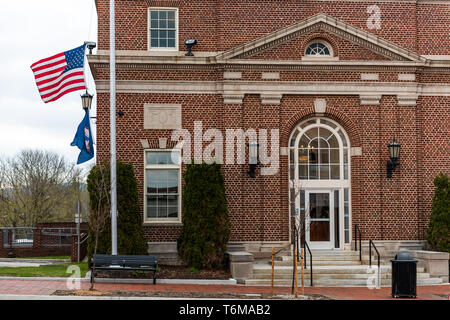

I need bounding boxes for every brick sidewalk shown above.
[0,279,448,299]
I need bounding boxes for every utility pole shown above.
[110,0,118,255]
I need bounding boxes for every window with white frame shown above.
[148,8,178,50]
[144,150,181,222]
[289,118,349,181]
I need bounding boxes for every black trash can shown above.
[391,252,417,298]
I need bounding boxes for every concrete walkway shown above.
[0,278,448,300]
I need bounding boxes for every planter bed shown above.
[94,265,232,280]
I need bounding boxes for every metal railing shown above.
[303,240,313,287]
[354,224,362,261]
[41,228,77,247]
[1,227,34,247]
[369,240,380,269]
[1,227,81,248]
[353,226,381,287]
[369,240,381,287]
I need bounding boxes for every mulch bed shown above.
[52,289,330,300]
[93,265,232,280]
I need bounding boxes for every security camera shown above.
[84,41,97,54]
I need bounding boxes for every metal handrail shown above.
[354,224,362,261]
[303,241,313,287]
[369,240,381,288]
[78,233,89,245]
[369,240,380,269]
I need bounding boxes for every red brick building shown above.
[89,0,450,256]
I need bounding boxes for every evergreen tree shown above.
[177,162,230,269]
[426,172,450,253]
[87,161,148,257]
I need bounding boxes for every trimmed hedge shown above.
[426,172,450,253]
[177,162,230,269]
[87,161,148,257]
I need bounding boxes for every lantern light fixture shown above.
[81,91,93,110]
[387,137,401,178]
[248,140,259,178]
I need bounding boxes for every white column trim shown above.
[94,80,450,97]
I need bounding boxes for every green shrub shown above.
[189,267,199,274]
[177,162,230,269]
[87,161,148,258]
[426,172,450,253]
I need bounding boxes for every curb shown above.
[0,258,69,264]
[95,278,238,285]
[0,276,237,285]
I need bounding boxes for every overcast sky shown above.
[0,0,98,172]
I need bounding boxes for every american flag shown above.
[30,44,86,103]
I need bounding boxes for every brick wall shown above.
[92,0,450,244]
[95,90,450,242]
[96,0,450,55]
[0,223,88,261]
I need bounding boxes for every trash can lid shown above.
[395,252,414,260]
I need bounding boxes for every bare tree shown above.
[87,163,110,291]
[289,178,310,295]
[0,150,84,227]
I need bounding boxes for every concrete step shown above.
[284,250,359,256]
[278,254,388,263]
[244,277,442,287]
[273,260,363,266]
[253,264,426,274]
[252,271,431,280]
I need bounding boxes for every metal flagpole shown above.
[110,0,118,255]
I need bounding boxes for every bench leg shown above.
[153,270,157,285]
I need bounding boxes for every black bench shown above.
[89,254,158,284]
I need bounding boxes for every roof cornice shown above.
[215,13,427,63]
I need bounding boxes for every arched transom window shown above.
[305,40,333,57]
[289,118,350,181]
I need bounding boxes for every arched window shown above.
[289,118,349,181]
[289,117,352,248]
[305,40,333,57]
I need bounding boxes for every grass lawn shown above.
[0,262,89,278]
[21,256,70,260]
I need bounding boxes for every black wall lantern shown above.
[248,140,259,178]
[387,137,401,178]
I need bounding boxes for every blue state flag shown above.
[71,109,94,164]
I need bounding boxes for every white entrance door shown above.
[305,190,334,250]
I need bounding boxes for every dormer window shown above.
[304,40,335,59]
